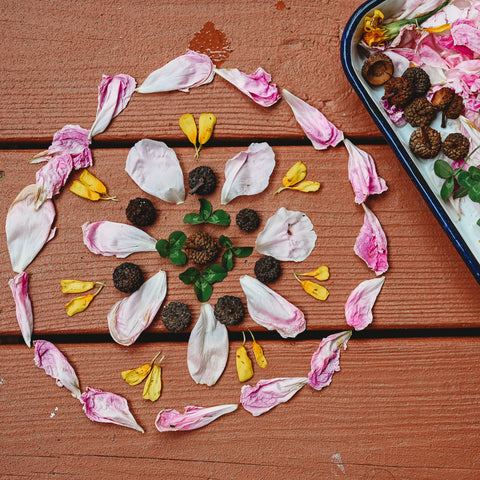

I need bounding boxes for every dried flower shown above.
[187,303,229,386]
[155,404,238,432]
[282,89,344,150]
[126,139,185,204]
[249,330,268,368]
[240,377,308,416]
[293,272,329,301]
[240,275,306,339]
[33,340,81,399]
[295,266,329,281]
[221,142,275,205]
[214,67,280,107]
[345,277,385,330]
[8,272,33,348]
[255,207,317,262]
[108,270,167,346]
[70,171,117,201]
[143,355,165,402]
[60,279,102,294]
[64,283,104,316]
[308,330,352,391]
[80,387,144,433]
[6,184,56,273]
[236,332,254,382]
[89,74,136,139]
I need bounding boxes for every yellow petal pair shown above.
[294,268,330,301]
[179,113,216,158]
[275,161,320,194]
[64,283,104,316]
[70,170,117,201]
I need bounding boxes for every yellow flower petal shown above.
[290,180,320,192]
[236,334,254,382]
[143,364,162,401]
[61,279,96,293]
[282,161,307,187]
[198,113,216,146]
[249,330,267,368]
[65,294,95,316]
[179,113,198,147]
[79,170,107,195]
[424,23,450,33]
[70,180,100,201]
[300,280,329,301]
[297,266,330,281]
[121,364,152,386]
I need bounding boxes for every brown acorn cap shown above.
[361,53,394,86]
[409,127,442,159]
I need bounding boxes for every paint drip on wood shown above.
[189,22,232,66]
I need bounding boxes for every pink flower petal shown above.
[49,125,92,170]
[282,89,344,150]
[6,184,56,273]
[82,221,157,258]
[240,377,308,416]
[345,139,388,204]
[80,387,144,432]
[345,277,385,331]
[108,270,167,346]
[214,67,280,107]
[136,51,214,94]
[187,303,229,386]
[155,404,238,432]
[240,275,306,338]
[308,330,352,391]
[89,74,136,138]
[8,272,33,348]
[451,21,480,55]
[33,340,81,399]
[255,207,316,262]
[380,99,406,127]
[220,142,275,205]
[125,139,185,204]
[354,204,389,275]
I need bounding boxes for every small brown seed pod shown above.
[361,53,394,86]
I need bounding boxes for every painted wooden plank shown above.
[1,338,480,477]
[0,0,378,144]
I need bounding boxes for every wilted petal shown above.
[136,51,214,94]
[451,21,480,55]
[126,139,185,204]
[33,340,81,399]
[308,330,352,391]
[35,152,73,209]
[80,387,144,432]
[6,184,56,273]
[8,272,33,347]
[459,116,480,166]
[240,275,306,338]
[344,139,388,204]
[214,67,281,107]
[354,204,388,275]
[108,270,167,346]
[221,142,275,205]
[82,221,157,258]
[240,377,308,416]
[282,89,344,150]
[345,277,385,330]
[187,303,229,386]
[49,125,92,169]
[255,207,316,262]
[155,404,238,432]
[89,74,136,138]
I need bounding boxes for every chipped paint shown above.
[331,453,346,476]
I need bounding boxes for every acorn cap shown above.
[125,197,156,227]
[188,166,217,196]
[254,256,282,283]
[236,208,260,232]
[113,262,144,293]
[404,97,436,127]
[409,127,442,159]
[214,295,245,326]
[161,301,192,333]
[361,53,394,86]
[402,67,431,97]
[443,133,470,161]
[183,231,218,265]
[383,77,415,108]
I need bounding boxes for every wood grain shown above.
[1,338,480,478]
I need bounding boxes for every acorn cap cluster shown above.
[161,302,192,333]
[113,262,144,293]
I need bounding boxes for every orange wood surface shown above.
[1,0,480,478]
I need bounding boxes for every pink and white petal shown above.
[214,67,281,107]
[282,89,344,150]
[220,142,275,205]
[6,185,56,273]
[345,277,385,331]
[48,125,92,169]
[8,272,33,348]
[33,340,81,399]
[308,330,352,391]
[108,270,167,346]
[255,207,316,262]
[187,304,229,386]
[82,221,157,258]
[80,387,144,432]
[125,139,185,204]
[155,404,238,432]
[136,51,214,93]
[240,377,308,416]
[240,275,306,338]
[354,204,389,275]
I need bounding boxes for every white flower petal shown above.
[345,277,385,330]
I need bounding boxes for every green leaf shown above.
[456,170,474,188]
[179,267,201,285]
[155,239,170,257]
[453,186,469,199]
[232,246,253,258]
[169,231,186,249]
[219,235,233,248]
[199,198,212,221]
[202,264,228,284]
[440,177,454,200]
[207,210,231,226]
[477,218,480,227]
[183,213,205,225]
[468,182,480,202]
[434,160,454,179]
[469,166,480,182]
[222,249,234,271]
[194,277,213,302]
[169,250,187,266]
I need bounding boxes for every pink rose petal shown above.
[8,272,33,348]
[49,125,92,169]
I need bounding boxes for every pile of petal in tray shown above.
[8,48,393,432]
